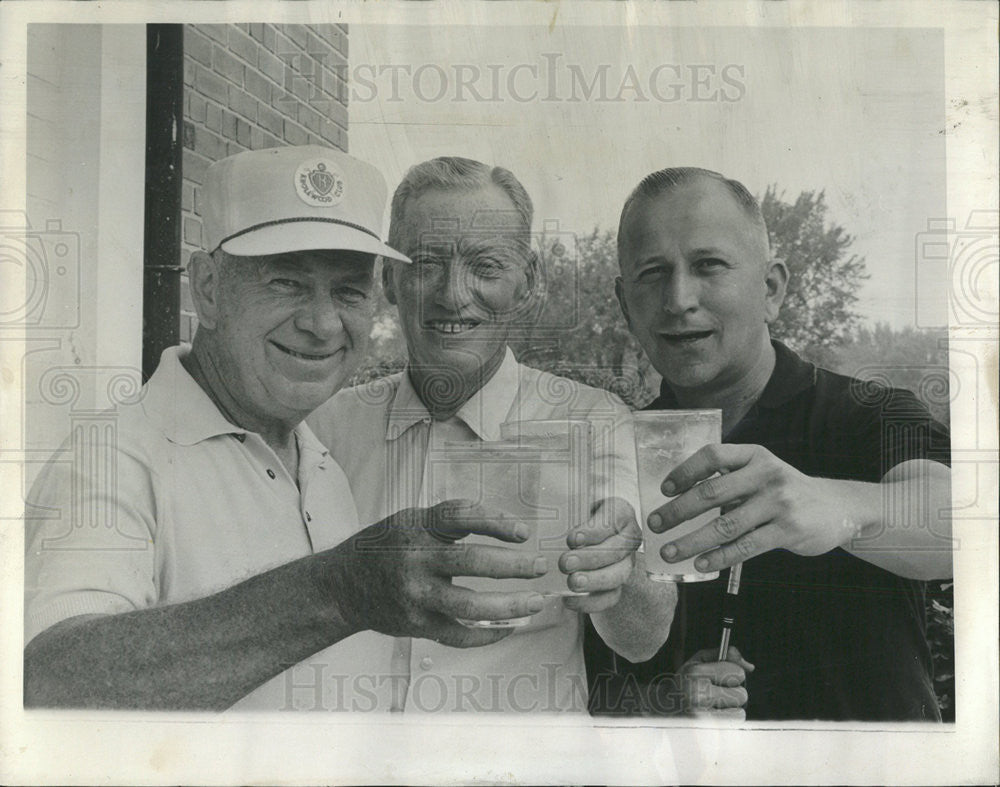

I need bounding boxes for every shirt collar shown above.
[756,340,816,409]
[387,347,520,442]
[141,346,247,445]
[141,345,331,460]
[294,420,333,469]
[651,340,816,411]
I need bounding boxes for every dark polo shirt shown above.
[586,341,950,721]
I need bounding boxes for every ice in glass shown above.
[634,410,722,583]
[427,429,591,627]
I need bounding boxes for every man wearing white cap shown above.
[24,146,548,710]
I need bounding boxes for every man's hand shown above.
[558,497,642,614]
[332,499,548,648]
[647,444,860,573]
[675,647,753,718]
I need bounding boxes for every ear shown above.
[614,276,633,330]
[763,257,789,324]
[188,251,222,331]
[382,261,399,306]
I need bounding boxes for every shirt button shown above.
[419,657,433,671]
[266,468,276,479]
[305,511,312,522]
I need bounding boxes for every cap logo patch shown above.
[295,159,345,206]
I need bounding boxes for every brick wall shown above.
[179,23,349,342]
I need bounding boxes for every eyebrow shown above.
[409,242,452,256]
[410,235,527,258]
[687,246,732,258]
[631,252,674,268]
[633,245,733,264]
[459,236,525,254]
[260,256,308,274]
[336,269,374,285]
[259,256,372,282]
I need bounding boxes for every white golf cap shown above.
[201,145,409,262]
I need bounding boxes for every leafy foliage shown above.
[819,325,954,720]
[827,323,951,426]
[925,581,956,722]
[509,228,657,408]
[348,355,405,387]
[763,187,870,367]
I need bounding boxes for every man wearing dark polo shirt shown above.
[598,166,952,721]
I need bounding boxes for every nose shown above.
[295,290,344,341]
[661,269,700,316]
[433,260,473,311]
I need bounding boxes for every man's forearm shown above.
[841,460,952,581]
[24,549,359,710]
[590,554,677,663]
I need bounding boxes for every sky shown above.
[348,24,949,329]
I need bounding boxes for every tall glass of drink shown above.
[500,418,593,598]
[426,433,590,627]
[634,410,722,583]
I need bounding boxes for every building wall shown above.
[22,24,147,487]
[179,23,349,342]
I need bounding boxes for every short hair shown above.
[388,157,533,249]
[617,167,769,256]
[211,248,264,285]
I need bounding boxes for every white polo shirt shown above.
[307,348,639,713]
[23,346,371,711]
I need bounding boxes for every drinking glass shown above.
[500,419,593,599]
[426,433,590,627]
[634,410,722,583]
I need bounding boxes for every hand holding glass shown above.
[634,410,722,583]
[427,432,590,627]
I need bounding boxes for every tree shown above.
[830,323,950,426]
[509,228,657,408]
[762,186,869,366]
[347,264,407,386]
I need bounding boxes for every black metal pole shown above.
[142,24,184,382]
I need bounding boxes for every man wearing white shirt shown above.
[24,146,546,710]
[308,157,676,712]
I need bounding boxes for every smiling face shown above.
[616,177,786,402]
[385,185,535,406]
[191,249,375,431]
